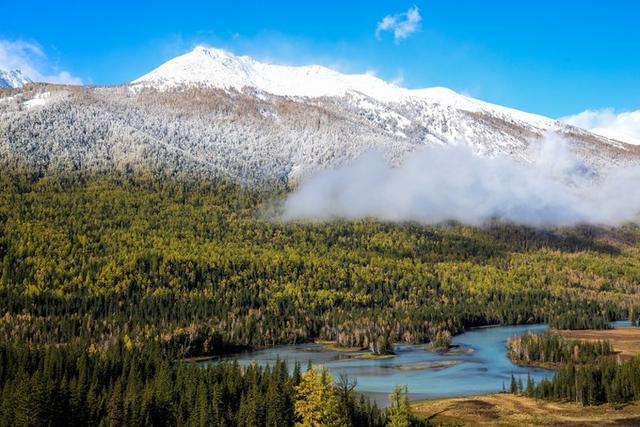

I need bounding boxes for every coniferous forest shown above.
[0,338,395,427]
[2,169,640,424]
[527,357,640,405]
[507,331,640,406]
[508,331,614,367]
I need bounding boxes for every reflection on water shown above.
[209,323,559,406]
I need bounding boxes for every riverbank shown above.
[412,393,640,426]
[205,324,551,408]
[505,321,639,368]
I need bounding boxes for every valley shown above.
[1,34,640,427]
[1,170,639,425]
[211,324,552,407]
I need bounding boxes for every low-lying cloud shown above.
[283,136,640,227]
[0,39,82,85]
[562,109,640,146]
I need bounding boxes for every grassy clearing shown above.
[560,327,640,360]
[412,393,640,426]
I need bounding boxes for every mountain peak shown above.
[0,69,32,88]
[190,45,237,60]
[135,48,550,123]
[133,46,409,101]
[133,46,558,129]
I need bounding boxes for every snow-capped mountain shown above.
[0,46,638,184]
[0,69,32,88]
[133,46,633,160]
[134,46,554,129]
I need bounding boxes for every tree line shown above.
[0,338,407,427]
[508,331,613,367]
[526,357,640,406]
[508,330,640,406]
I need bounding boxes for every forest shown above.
[0,338,405,427]
[526,356,640,405]
[508,332,640,406]
[1,170,638,354]
[508,331,614,367]
[2,169,640,424]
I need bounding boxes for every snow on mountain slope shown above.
[561,110,640,146]
[590,127,640,146]
[0,47,638,185]
[136,46,635,162]
[134,46,557,130]
[134,46,407,101]
[0,69,32,88]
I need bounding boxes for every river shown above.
[210,323,557,407]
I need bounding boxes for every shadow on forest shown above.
[483,223,628,257]
[309,220,632,265]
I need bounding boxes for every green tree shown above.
[526,374,535,395]
[107,379,125,427]
[509,374,518,394]
[387,385,411,427]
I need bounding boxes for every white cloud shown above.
[0,39,82,85]
[376,6,422,43]
[283,135,640,227]
[561,109,640,146]
[391,70,405,86]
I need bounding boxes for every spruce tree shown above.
[526,374,535,396]
[509,374,518,394]
[387,384,411,427]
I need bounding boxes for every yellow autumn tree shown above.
[294,367,348,427]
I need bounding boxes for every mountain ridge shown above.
[132,46,635,160]
[0,69,32,88]
[1,47,639,185]
[134,46,556,129]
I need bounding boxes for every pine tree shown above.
[124,364,143,426]
[292,362,302,387]
[0,381,15,427]
[510,374,518,394]
[13,373,45,427]
[266,374,289,427]
[526,374,535,396]
[210,383,225,427]
[194,378,211,427]
[152,362,175,425]
[237,383,264,427]
[107,379,125,427]
[387,384,411,427]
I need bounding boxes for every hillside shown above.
[0,69,31,88]
[1,47,639,185]
[1,172,639,352]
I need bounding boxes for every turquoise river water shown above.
[211,323,561,406]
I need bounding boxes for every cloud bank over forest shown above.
[284,136,640,227]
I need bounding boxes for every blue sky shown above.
[1,0,639,118]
